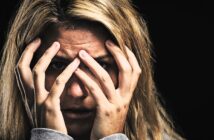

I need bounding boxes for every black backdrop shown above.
[0,0,212,140]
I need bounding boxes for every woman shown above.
[0,0,184,140]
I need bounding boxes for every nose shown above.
[65,75,87,99]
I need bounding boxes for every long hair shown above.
[0,0,184,140]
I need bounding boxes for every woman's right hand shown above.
[15,38,80,134]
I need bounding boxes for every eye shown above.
[49,61,67,71]
[99,62,109,70]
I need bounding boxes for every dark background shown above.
[0,0,212,140]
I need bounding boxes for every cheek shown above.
[108,68,118,88]
[45,74,57,91]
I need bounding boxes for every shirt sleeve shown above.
[31,128,74,140]
[31,128,129,140]
[100,133,129,140]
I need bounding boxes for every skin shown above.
[15,26,141,140]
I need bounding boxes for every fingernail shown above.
[53,42,60,49]
[79,50,88,58]
[34,38,41,43]
[106,40,113,46]
[73,58,80,65]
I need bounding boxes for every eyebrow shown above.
[95,54,114,62]
[53,54,113,62]
[52,56,70,62]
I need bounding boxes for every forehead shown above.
[56,27,107,59]
[39,23,111,60]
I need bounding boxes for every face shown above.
[39,26,118,137]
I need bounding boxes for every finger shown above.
[15,68,27,99]
[74,68,109,106]
[15,67,35,103]
[33,42,60,102]
[78,50,116,101]
[16,38,41,89]
[14,68,35,127]
[105,40,132,95]
[49,58,80,99]
[125,46,142,93]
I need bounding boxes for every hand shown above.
[74,40,141,140]
[15,39,80,134]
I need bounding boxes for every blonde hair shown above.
[0,0,184,140]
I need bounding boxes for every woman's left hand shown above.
[74,40,142,140]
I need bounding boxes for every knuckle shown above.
[17,63,23,69]
[44,100,53,111]
[134,68,142,75]
[101,107,112,116]
[122,65,132,73]
[55,77,66,85]
[100,74,109,83]
[104,111,111,117]
[88,82,99,93]
[115,102,124,111]
[100,76,106,83]
[123,104,128,110]
[115,105,122,113]
[123,102,129,109]
[17,61,26,70]
[33,66,41,76]
[89,84,97,93]
[122,100,130,109]
[116,107,121,113]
